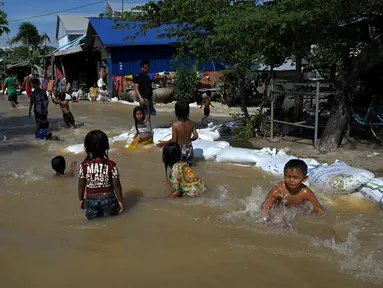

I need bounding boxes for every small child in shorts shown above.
[157,101,198,166]
[51,156,77,177]
[200,91,214,121]
[261,159,325,221]
[78,130,124,220]
[51,91,76,128]
[162,143,206,198]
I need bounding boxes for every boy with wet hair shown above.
[261,159,325,220]
[200,91,214,121]
[51,156,77,177]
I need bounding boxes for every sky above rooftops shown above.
[1,0,148,48]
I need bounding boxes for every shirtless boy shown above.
[261,159,325,221]
[51,90,75,128]
[200,91,214,121]
[22,74,32,98]
[157,100,199,166]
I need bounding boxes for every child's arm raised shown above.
[304,188,325,215]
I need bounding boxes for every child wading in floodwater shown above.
[78,130,124,220]
[157,101,198,167]
[51,156,77,177]
[261,159,325,221]
[126,106,153,150]
[200,91,214,121]
[163,143,206,198]
[51,90,76,128]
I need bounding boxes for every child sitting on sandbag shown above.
[126,106,153,150]
[261,159,325,221]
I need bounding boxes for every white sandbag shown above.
[110,97,119,102]
[216,147,276,164]
[119,100,139,106]
[255,151,297,176]
[300,158,321,173]
[66,143,84,154]
[110,130,135,143]
[357,178,383,204]
[308,160,375,194]
[152,128,172,144]
[193,139,230,160]
[198,128,220,141]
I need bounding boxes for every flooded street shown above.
[1,95,382,288]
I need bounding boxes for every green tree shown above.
[11,22,49,49]
[0,2,9,36]
[127,0,383,152]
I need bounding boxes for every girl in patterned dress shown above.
[162,143,206,198]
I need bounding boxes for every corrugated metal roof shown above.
[56,13,99,39]
[88,18,178,47]
[107,1,146,13]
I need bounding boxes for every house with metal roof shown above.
[84,17,219,95]
[56,13,98,49]
[105,1,146,17]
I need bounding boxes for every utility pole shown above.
[122,0,124,14]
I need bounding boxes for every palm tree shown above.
[11,22,51,70]
[11,22,51,49]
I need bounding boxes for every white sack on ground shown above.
[308,160,375,194]
[356,178,383,203]
[216,147,277,164]
[193,140,230,160]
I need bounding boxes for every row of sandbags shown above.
[150,127,383,204]
[66,124,383,204]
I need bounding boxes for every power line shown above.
[8,0,107,22]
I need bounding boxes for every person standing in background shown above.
[4,70,18,108]
[22,73,33,98]
[133,60,155,121]
[1,73,5,94]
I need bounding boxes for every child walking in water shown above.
[78,130,124,220]
[127,106,153,150]
[261,159,325,221]
[163,143,206,198]
[200,91,214,121]
[51,90,75,128]
[51,156,77,177]
[157,101,198,166]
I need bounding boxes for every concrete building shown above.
[56,13,98,49]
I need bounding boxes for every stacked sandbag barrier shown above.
[65,123,382,205]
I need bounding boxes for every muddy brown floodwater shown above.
[0,95,383,288]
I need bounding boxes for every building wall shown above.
[57,20,67,40]
[58,36,70,50]
[110,46,221,76]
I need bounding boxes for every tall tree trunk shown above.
[318,35,383,152]
[318,89,350,152]
[235,68,250,119]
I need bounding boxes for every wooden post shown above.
[106,49,113,96]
